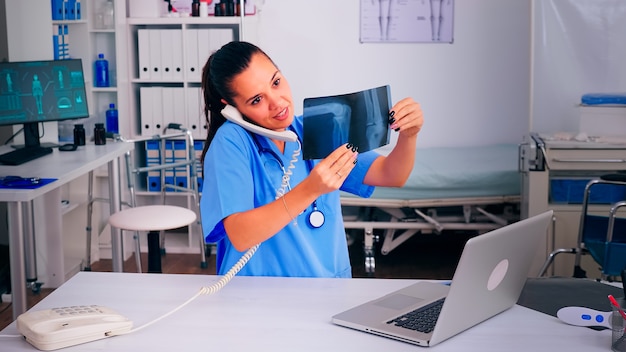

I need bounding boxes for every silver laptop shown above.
[332,210,553,347]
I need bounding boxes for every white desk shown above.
[0,143,133,320]
[0,272,615,351]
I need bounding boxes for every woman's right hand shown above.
[305,143,358,195]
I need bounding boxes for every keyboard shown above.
[386,298,445,334]
[0,146,53,165]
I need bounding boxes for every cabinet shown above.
[521,134,626,278]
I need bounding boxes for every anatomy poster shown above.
[360,0,454,43]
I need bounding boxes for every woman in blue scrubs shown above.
[200,41,424,277]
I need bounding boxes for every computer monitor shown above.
[0,58,89,163]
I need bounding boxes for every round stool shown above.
[109,205,197,273]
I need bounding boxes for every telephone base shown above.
[16,305,132,351]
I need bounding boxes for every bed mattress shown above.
[343,143,521,201]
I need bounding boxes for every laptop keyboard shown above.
[386,298,445,333]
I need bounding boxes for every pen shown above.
[608,295,626,320]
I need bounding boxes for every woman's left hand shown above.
[388,97,423,138]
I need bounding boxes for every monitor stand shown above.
[11,142,59,149]
[10,122,60,149]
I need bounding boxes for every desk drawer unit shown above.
[545,148,626,171]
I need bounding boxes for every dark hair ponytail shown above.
[199,41,270,165]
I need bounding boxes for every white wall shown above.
[249,0,531,148]
[530,0,626,133]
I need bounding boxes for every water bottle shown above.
[106,103,119,134]
[94,53,110,87]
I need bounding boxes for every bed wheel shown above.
[364,227,377,275]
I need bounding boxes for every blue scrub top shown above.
[200,115,379,277]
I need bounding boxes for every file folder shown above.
[160,30,174,80]
[161,87,176,128]
[145,140,161,192]
[149,29,162,80]
[185,29,200,82]
[171,29,184,80]
[140,87,155,136]
[186,87,204,140]
[137,29,151,80]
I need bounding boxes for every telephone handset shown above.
[221,105,298,142]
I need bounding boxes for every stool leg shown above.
[133,231,142,273]
[147,231,162,273]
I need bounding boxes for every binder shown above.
[139,87,155,136]
[161,87,175,128]
[151,87,164,132]
[208,28,234,54]
[74,0,81,20]
[145,140,161,192]
[173,139,188,191]
[66,0,76,20]
[148,29,162,80]
[171,29,184,80]
[160,30,174,80]
[52,25,63,60]
[60,25,69,59]
[51,0,64,20]
[186,87,203,140]
[194,140,204,191]
[137,29,151,80]
[172,87,187,129]
[196,29,211,74]
[62,0,70,20]
[185,29,200,82]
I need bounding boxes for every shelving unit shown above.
[126,16,244,140]
[121,10,255,256]
[53,0,129,141]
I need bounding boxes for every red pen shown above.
[608,294,626,320]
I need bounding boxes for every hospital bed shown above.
[341,143,521,274]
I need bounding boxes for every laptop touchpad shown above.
[375,294,423,310]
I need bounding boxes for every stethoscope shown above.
[251,132,325,229]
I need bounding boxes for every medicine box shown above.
[579,106,626,137]
[550,178,626,204]
[128,0,168,18]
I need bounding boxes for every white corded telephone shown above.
[16,305,132,351]
[13,105,301,351]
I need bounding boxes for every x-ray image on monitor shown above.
[303,85,391,160]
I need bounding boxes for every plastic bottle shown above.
[94,53,110,87]
[102,0,114,29]
[94,123,106,145]
[106,103,119,134]
[73,124,86,146]
[199,0,209,17]
[192,0,200,16]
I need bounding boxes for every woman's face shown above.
[226,53,294,132]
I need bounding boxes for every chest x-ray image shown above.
[303,85,391,160]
